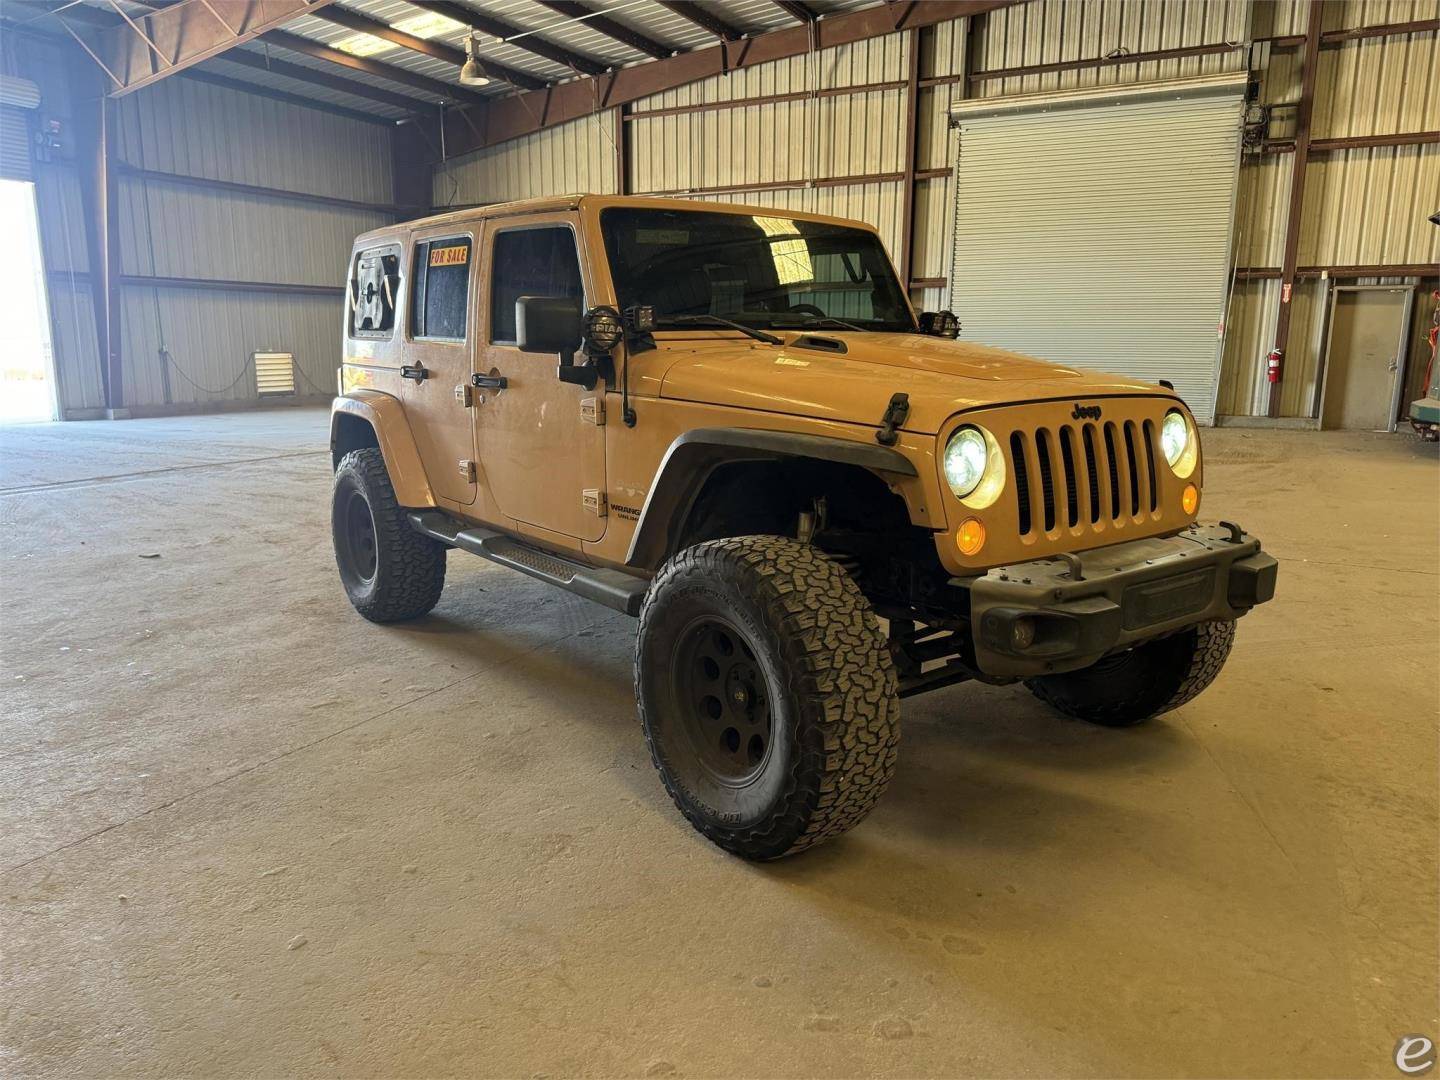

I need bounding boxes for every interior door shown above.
[474,215,607,543]
[1322,287,1412,431]
[399,228,478,507]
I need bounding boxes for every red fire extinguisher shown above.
[1266,349,1283,384]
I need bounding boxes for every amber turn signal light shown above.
[956,517,986,556]
[1182,483,1199,515]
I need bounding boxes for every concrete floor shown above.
[1,407,1436,1078]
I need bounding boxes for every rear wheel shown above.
[636,535,900,860]
[332,447,446,623]
[1024,620,1236,726]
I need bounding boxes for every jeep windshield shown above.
[600,207,914,334]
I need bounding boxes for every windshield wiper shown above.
[790,315,868,333]
[665,314,783,345]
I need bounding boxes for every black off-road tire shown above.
[635,535,900,860]
[1024,620,1236,727]
[332,447,446,623]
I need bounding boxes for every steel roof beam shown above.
[771,1,818,23]
[308,6,547,90]
[264,28,489,105]
[533,1,673,60]
[223,46,432,113]
[655,1,742,41]
[52,0,337,96]
[405,0,608,76]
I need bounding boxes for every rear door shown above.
[400,227,478,507]
[473,214,607,543]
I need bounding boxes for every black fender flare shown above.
[624,427,919,571]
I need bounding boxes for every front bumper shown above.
[963,523,1277,678]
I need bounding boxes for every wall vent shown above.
[254,351,296,396]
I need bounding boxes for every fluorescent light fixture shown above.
[392,11,467,39]
[334,33,396,57]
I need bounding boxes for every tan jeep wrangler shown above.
[331,194,1277,859]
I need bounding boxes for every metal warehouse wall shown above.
[10,34,394,419]
[431,0,1438,423]
[106,79,392,414]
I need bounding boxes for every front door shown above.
[474,215,607,543]
[399,227,478,506]
[1322,286,1412,431]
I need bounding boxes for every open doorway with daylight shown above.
[0,178,56,422]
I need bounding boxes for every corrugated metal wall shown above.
[10,33,395,419]
[431,34,910,260]
[433,114,617,207]
[23,1,1435,421]
[1218,0,1439,419]
[428,0,1437,423]
[104,78,392,414]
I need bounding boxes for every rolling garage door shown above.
[0,76,40,182]
[949,75,1247,424]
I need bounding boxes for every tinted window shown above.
[490,227,583,343]
[600,208,912,332]
[411,237,471,340]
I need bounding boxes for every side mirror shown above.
[515,295,582,355]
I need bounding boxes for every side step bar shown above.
[409,510,649,617]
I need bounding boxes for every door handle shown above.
[471,373,508,389]
[401,364,429,381]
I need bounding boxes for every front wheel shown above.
[332,447,446,623]
[635,536,900,860]
[1024,620,1236,727]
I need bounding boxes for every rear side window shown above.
[349,245,399,338]
[489,227,583,343]
[411,236,472,341]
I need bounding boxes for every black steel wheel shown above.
[331,447,446,623]
[636,535,900,860]
[670,616,775,787]
[335,487,379,587]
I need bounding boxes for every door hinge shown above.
[580,396,605,425]
[455,383,474,407]
[582,488,607,517]
[458,459,477,482]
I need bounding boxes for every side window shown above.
[489,227,583,344]
[411,236,472,341]
[349,245,399,338]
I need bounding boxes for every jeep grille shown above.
[1009,419,1159,537]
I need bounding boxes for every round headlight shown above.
[943,427,988,498]
[1161,410,1190,467]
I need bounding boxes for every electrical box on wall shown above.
[254,351,296,396]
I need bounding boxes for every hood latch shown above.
[876,392,910,446]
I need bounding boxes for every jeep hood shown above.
[655,333,1170,434]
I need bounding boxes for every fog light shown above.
[1011,617,1036,651]
[584,305,624,354]
[956,517,986,556]
[1182,483,1199,515]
